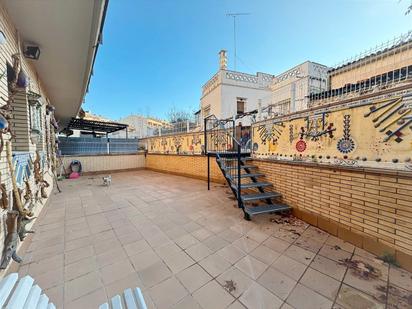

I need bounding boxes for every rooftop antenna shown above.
[226,12,250,71]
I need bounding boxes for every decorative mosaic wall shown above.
[252,89,412,171]
[146,132,205,155]
[144,88,412,172]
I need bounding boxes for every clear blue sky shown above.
[84,0,411,121]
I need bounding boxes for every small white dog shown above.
[102,175,112,186]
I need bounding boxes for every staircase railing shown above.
[204,115,244,210]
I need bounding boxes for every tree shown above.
[167,106,193,123]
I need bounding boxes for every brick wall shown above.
[253,159,412,271]
[146,154,225,184]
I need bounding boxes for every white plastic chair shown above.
[0,273,55,309]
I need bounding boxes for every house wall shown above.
[200,70,273,126]
[330,44,412,89]
[145,154,225,184]
[0,4,56,273]
[270,61,329,113]
[62,153,145,174]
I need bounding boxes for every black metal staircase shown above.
[204,115,291,220]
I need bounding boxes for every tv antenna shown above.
[226,12,250,71]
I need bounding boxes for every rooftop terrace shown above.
[7,170,412,309]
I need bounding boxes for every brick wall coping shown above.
[61,152,146,158]
[253,157,412,178]
[146,153,412,178]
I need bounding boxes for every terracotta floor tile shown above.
[257,267,297,300]
[218,228,243,243]
[250,245,281,265]
[96,247,128,268]
[300,268,340,300]
[233,237,260,253]
[123,239,151,256]
[216,266,254,298]
[227,300,247,309]
[65,256,98,281]
[217,244,246,264]
[138,261,172,288]
[310,255,347,281]
[336,284,385,309]
[176,264,212,293]
[175,234,199,250]
[99,259,135,285]
[64,271,103,302]
[192,228,213,241]
[199,253,232,277]
[325,235,355,253]
[65,288,107,309]
[287,283,333,309]
[319,243,353,262]
[389,266,412,291]
[193,280,235,309]
[203,235,230,252]
[246,228,270,243]
[161,249,195,274]
[44,285,64,308]
[171,295,202,309]
[185,242,213,262]
[284,245,316,265]
[64,245,95,265]
[235,255,268,280]
[271,255,308,281]
[239,282,283,309]
[104,272,143,300]
[129,249,160,271]
[262,236,291,253]
[149,277,188,309]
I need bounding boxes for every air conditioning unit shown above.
[23,43,41,60]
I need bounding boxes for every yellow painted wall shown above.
[330,46,412,89]
[252,90,412,171]
[145,132,205,155]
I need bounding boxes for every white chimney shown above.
[219,50,227,70]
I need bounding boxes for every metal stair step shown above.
[245,204,291,215]
[219,157,252,162]
[241,192,282,202]
[232,182,272,190]
[223,165,257,170]
[240,173,264,178]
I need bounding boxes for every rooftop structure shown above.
[200,50,274,126]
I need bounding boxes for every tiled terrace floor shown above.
[9,170,412,309]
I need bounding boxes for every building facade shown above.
[309,31,412,108]
[269,61,329,115]
[200,50,274,126]
[115,114,171,138]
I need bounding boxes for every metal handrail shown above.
[204,115,244,212]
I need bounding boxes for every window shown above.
[29,101,42,133]
[273,99,290,115]
[236,97,246,114]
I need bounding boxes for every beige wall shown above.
[0,4,57,274]
[146,154,225,184]
[62,153,146,174]
[330,46,412,89]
